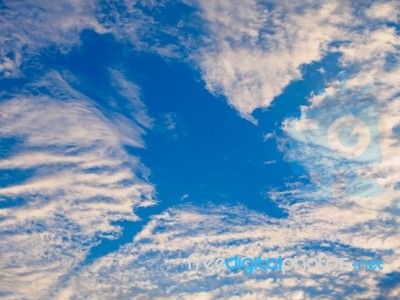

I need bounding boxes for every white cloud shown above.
[181,194,190,201]
[50,203,398,299]
[364,1,400,22]
[109,68,154,129]
[0,0,181,78]
[275,7,400,298]
[1,1,399,299]
[0,0,106,77]
[0,75,155,298]
[263,132,274,141]
[44,2,396,298]
[192,0,352,122]
[338,27,399,66]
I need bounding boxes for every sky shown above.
[0,0,399,299]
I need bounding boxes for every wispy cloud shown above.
[0,0,399,299]
[192,0,352,122]
[0,0,182,79]
[53,203,398,299]
[263,132,274,142]
[49,1,400,298]
[0,0,106,77]
[109,68,154,129]
[0,73,156,298]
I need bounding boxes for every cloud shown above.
[153,112,185,140]
[364,1,400,22]
[0,0,183,79]
[263,132,274,142]
[273,4,400,298]
[181,194,190,201]
[51,2,400,298]
[0,1,399,299]
[0,0,106,77]
[191,0,352,122]
[51,203,398,299]
[0,1,176,297]
[279,1,400,205]
[109,68,154,129]
[0,73,156,298]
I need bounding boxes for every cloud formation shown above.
[0,0,399,299]
[51,203,397,299]
[0,72,156,298]
[192,0,352,122]
[51,1,400,298]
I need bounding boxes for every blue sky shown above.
[0,0,399,299]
